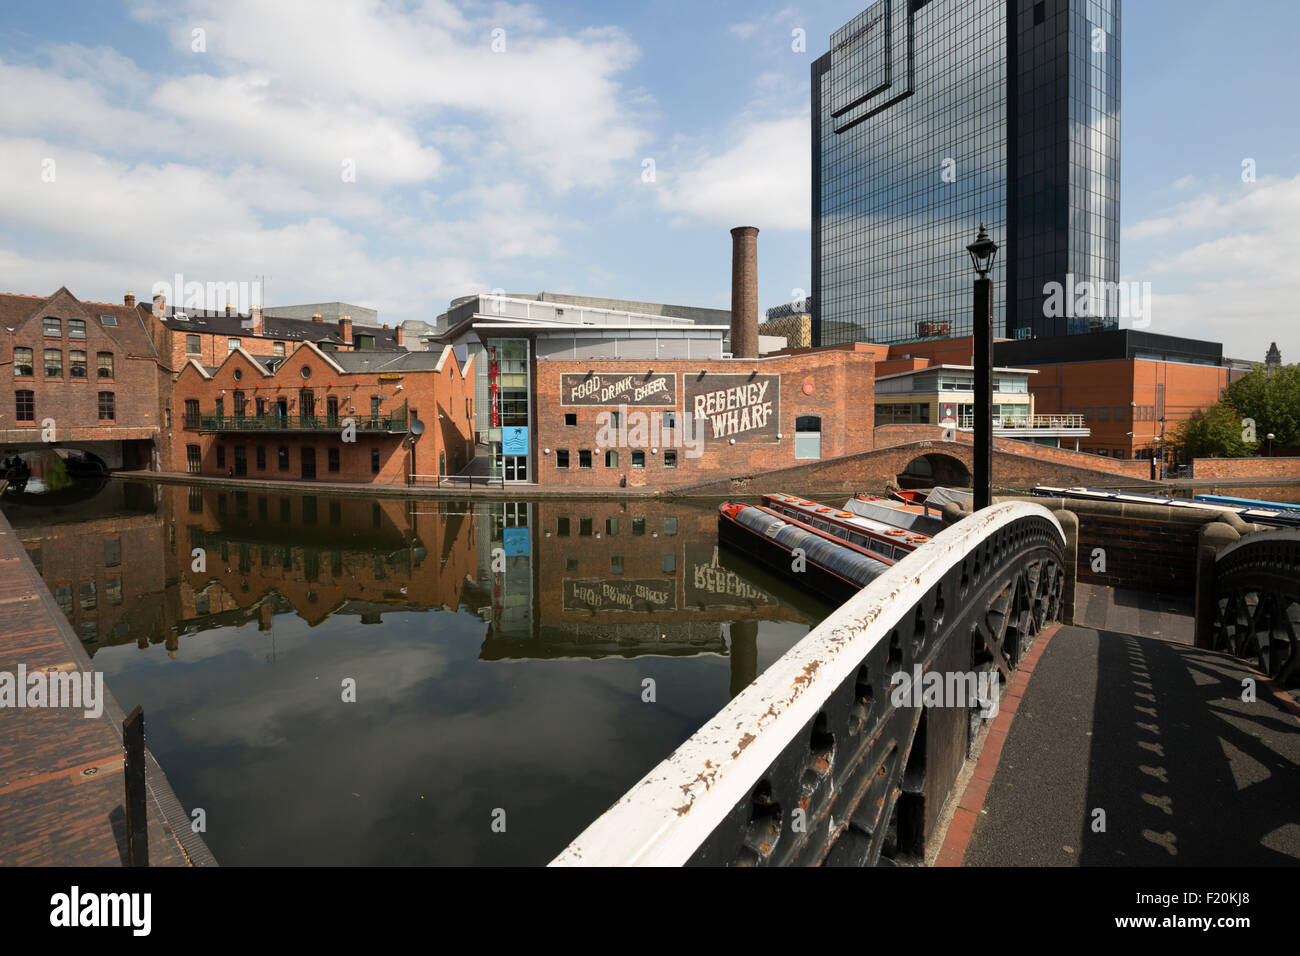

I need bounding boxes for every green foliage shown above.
[1222,364,1300,447]
[43,452,73,491]
[1169,402,1256,460]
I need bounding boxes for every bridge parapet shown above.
[1208,528,1300,687]
[551,503,1066,867]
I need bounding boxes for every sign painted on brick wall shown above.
[684,374,780,442]
[685,544,777,608]
[561,372,676,406]
[563,579,676,613]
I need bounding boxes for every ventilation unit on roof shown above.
[173,312,190,321]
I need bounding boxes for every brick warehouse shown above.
[170,340,474,484]
[0,287,170,470]
[533,350,875,489]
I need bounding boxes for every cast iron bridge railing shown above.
[552,502,1067,866]
[1211,528,1300,687]
[192,402,409,434]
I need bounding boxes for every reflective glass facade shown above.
[812,0,1120,345]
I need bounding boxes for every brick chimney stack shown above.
[152,292,166,319]
[225,302,234,316]
[729,225,759,359]
[395,324,404,347]
[311,313,323,323]
[251,305,263,336]
[124,291,135,308]
[339,314,353,344]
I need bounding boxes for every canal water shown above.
[1,479,831,865]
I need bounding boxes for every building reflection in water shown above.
[7,482,828,699]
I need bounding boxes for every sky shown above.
[0,0,1296,361]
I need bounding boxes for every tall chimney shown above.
[730,225,759,359]
[225,302,234,316]
[339,314,353,344]
[312,312,323,323]
[124,291,135,308]
[152,292,166,319]
[251,305,263,336]
[395,324,404,347]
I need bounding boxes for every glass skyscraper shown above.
[811,0,1120,345]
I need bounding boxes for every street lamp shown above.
[967,224,999,510]
[1267,432,1275,457]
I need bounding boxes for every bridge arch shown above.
[897,452,971,489]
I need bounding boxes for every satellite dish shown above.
[410,416,425,436]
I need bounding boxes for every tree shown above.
[1168,402,1256,460]
[1222,364,1300,448]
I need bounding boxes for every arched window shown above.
[795,415,821,460]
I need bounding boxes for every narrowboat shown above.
[760,493,941,564]
[717,502,894,604]
[1033,486,1300,529]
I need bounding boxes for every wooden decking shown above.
[0,509,214,866]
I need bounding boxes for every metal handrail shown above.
[194,406,409,433]
[956,413,1088,430]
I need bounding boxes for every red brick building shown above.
[169,341,473,484]
[532,349,875,489]
[0,287,170,471]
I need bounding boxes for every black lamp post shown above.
[967,224,999,511]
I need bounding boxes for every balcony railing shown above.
[193,402,408,434]
[956,414,1088,431]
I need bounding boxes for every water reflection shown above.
[2,479,830,865]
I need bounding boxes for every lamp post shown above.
[967,224,999,511]
[1267,432,1275,457]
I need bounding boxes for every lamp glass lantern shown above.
[966,223,999,278]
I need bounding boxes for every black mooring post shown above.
[973,276,994,511]
[123,705,148,867]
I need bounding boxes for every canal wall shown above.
[0,507,216,866]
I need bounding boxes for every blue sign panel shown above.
[502,426,529,456]
[503,526,530,557]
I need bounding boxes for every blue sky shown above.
[0,0,1296,360]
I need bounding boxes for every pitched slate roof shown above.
[160,308,400,348]
[0,289,160,360]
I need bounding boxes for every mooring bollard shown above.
[123,705,148,867]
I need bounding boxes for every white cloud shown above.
[1126,173,1300,360]
[657,114,810,231]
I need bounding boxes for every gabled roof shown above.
[160,308,400,348]
[0,289,160,360]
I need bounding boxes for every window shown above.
[606,518,619,536]
[663,411,676,429]
[795,415,822,460]
[186,334,201,354]
[370,397,380,419]
[256,446,266,469]
[604,450,618,468]
[371,448,380,473]
[274,342,286,356]
[69,350,87,378]
[256,398,266,417]
[104,538,121,568]
[356,334,374,351]
[13,348,32,377]
[106,579,123,607]
[555,449,570,468]
[99,314,117,327]
[97,392,115,420]
[663,555,676,573]
[184,399,199,427]
[609,411,621,430]
[278,447,290,471]
[216,445,226,468]
[664,516,678,535]
[632,518,645,536]
[579,449,592,468]
[610,556,624,575]
[44,349,62,377]
[186,445,201,473]
[564,413,577,426]
[79,582,96,610]
[96,352,114,379]
[227,338,241,353]
[579,518,593,536]
[664,450,677,468]
[68,319,85,339]
[43,317,61,337]
[328,448,340,472]
[15,390,34,422]
[55,587,72,614]
[631,450,645,468]
[566,558,578,571]
[557,517,570,536]
[233,391,246,417]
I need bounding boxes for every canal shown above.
[1,478,832,865]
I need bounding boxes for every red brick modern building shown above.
[169,341,473,484]
[0,287,170,471]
